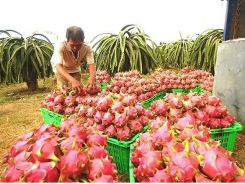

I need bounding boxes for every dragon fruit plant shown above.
[131,118,245,182]
[0,119,118,182]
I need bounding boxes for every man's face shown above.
[68,39,83,52]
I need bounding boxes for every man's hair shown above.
[66,26,85,41]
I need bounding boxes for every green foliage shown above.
[189,29,223,74]
[155,29,223,73]
[159,38,193,69]
[0,30,56,88]
[91,24,159,75]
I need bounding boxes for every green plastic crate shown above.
[40,107,64,126]
[98,82,110,92]
[105,126,149,174]
[190,87,204,94]
[210,122,243,151]
[129,144,136,183]
[171,88,184,93]
[139,96,155,109]
[153,91,165,101]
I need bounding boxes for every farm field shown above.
[0,74,245,182]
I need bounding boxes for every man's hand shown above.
[86,75,96,89]
[71,78,83,95]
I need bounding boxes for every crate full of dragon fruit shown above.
[210,122,243,151]
[105,126,148,174]
[40,107,65,126]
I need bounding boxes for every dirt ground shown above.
[232,125,245,169]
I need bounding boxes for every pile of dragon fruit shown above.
[0,120,118,182]
[147,91,236,129]
[41,85,102,115]
[2,68,243,182]
[105,70,166,101]
[150,67,214,92]
[131,118,245,182]
[130,91,245,182]
[95,70,111,83]
[70,92,149,141]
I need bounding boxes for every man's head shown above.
[66,26,84,52]
[66,26,85,41]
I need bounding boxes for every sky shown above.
[0,0,228,44]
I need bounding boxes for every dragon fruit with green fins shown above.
[0,118,119,182]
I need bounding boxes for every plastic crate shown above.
[171,88,184,93]
[210,122,243,151]
[153,91,165,101]
[129,144,136,183]
[105,126,149,174]
[40,107,64,126]
[190,87,204,94]
[183,87,204,95]
[98,82,110,92]
[139,96,155,109]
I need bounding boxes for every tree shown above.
[189,29,223,74]
[91,24,159,75]
[0,30,57,91]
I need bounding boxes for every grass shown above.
[0,77,56,173]
[0,74,92,172]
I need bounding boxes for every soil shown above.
[232,124,245,168]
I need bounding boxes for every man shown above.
[51,26,96,94]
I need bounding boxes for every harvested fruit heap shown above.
[41,85,102,115]
[131,119,245,182]
[146,92,235,129]
[105,70,165,101]
[0,120,118,182]
[2,68,243,183]
[70,92,149,141]
[95,70,111,84]
[151,67,214,92]
[130,92,245,182]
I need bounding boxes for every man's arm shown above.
[87,63,96,87]
[56,63,83,92]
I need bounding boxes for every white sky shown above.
[1,0,227,44]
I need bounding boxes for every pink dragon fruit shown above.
[117,126,132,141]
[96,96,113,111]
[86,132,107,147]
[87,145,108,159]
[200,145,236,182]
[58,149,89,182]
[110,101,125,114]
[128,119,143,133]
[86,157,118,181]
[1,162,34,182]
[101,112,115,126]
[105,125,117,137]
[114,113,128,127]
[31,136,60,162]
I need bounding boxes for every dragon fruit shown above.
[31,136,60,162]
[58,149,89,182]
[87,157,117,181]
